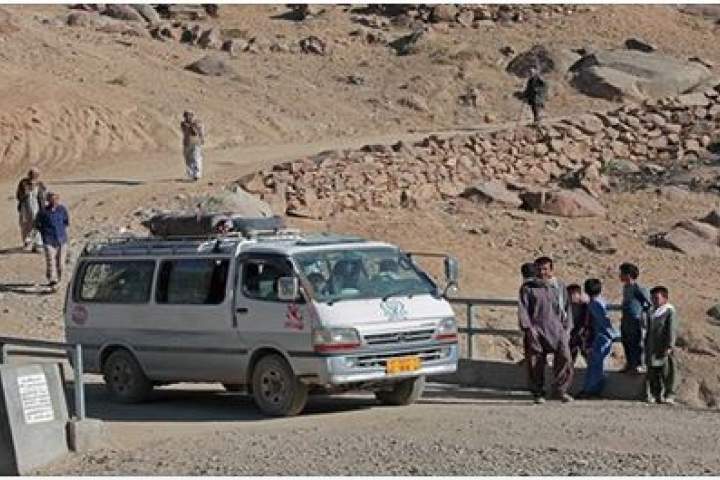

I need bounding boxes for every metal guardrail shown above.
[0,337,85,420]
[448,297,622,358]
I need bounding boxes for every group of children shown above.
[567,262,680,404]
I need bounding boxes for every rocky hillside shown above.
[2,4,720,175]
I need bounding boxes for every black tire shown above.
[102,349,153,403]
[251,354,308,417]
[223,383,243,393]
[375,375,425,406]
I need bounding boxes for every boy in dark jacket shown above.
[619,262,652,373]
[578,279,619,398]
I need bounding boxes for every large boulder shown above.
[570,49,713,101]
[389,29,426,56]
[191,190,275,217]
[653,223,720,257]
[198,27,223,49]
[460,181,522,207]
[506,44,555,77]
[521,189,606,218]
[431,5,458,22]
[131,4,160,24]
[185,55,233,76]
[104,4,145,22]
[66,11,110,28]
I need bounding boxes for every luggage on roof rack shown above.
[142,213,286,238]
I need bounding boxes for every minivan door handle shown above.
[236,307,249,314]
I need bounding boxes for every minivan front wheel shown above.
[375,375,425,406]
[102,349,153,403]
[252,354,308,417]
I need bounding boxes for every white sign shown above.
[17,372,55,425]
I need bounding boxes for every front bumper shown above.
[316,343,458,385]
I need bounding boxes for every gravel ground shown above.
[40,386,720,476]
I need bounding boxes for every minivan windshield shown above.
[293,247,437,304]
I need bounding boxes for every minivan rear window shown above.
[156,259,229,305]
[78,261,156,304]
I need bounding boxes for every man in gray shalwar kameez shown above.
[180,111,205,181]
[518,257,574,403]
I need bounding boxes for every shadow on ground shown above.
[70,382,377,423]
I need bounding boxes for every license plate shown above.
[386,356,422,374]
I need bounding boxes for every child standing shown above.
[578,279,619,398]
[645,286,679,405]
[619,263,652,373]
[567,284,591,364]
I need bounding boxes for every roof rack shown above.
[80,228,304,257]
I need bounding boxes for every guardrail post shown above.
[0,343,6,364]
[72,344,86,420]
[466,303,473,359]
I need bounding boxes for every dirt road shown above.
[39,381,720,475]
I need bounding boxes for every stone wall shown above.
[238,86,720,219]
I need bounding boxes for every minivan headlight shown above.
[434,317,458,342]
[312,327,361,352]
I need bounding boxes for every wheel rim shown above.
[109,358,135,395]
[259,367,288,405]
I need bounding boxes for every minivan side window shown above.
[242,259,292,302]
[156,258,229,305]
[78,261,155,304]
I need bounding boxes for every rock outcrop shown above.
[238,86,720,219]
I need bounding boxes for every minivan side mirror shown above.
[444,256,459,293]
[277,276,300,302]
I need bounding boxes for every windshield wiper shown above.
[382,290,414,302]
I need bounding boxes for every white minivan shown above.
[64,231,460,416]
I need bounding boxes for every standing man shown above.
[35,192,69,292]
[180,111,205,181]
[15,168,47,252]
[518,257,574,403]
[619,262,652,374]
[523,67,548,124]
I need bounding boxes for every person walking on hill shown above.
[523,67,548,125]
[15,167,47,252]
[518,257,574,404]
[181,110,205,181]
[35,192,69,292]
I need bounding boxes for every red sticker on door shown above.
[71,305,88,325]
[284,304,304,330]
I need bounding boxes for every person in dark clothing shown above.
[619,262,652,373]
[523,67,548,124]
[567,283,591,364]
[518,258,574,404]
[35,192,70,291]
[577,279,619,399]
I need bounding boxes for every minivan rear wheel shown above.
[252,354,308,417]
[102,349,153,403]
[375,375,425,406]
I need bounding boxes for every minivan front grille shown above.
[354,348,443,368]
[363,329,435,346]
